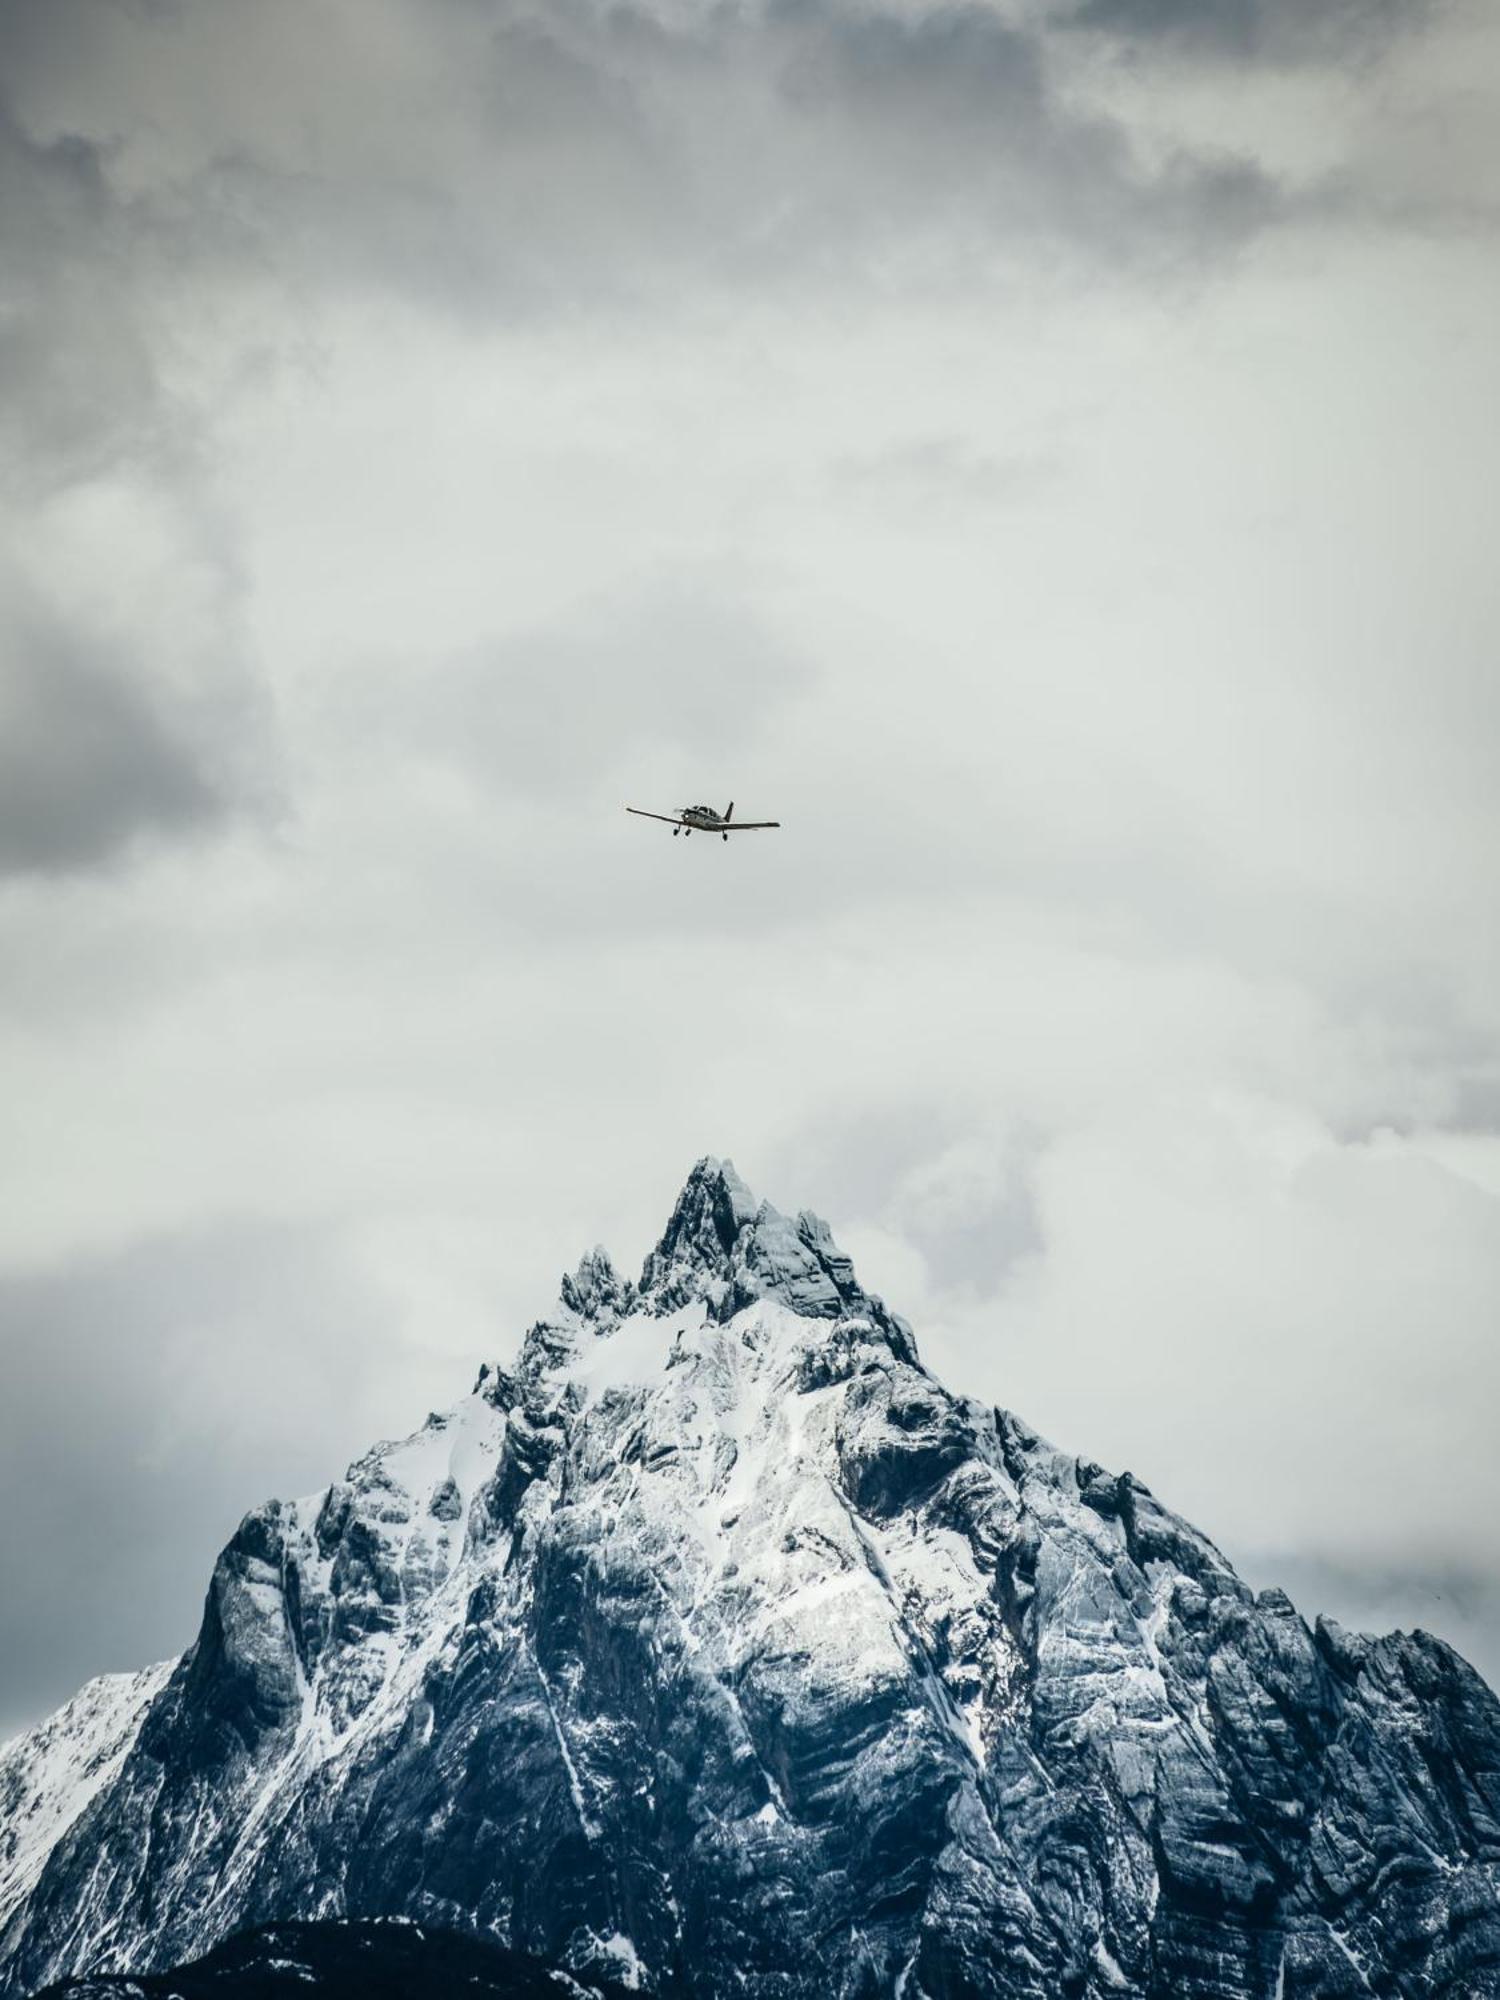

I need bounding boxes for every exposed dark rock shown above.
[29,1918,637,1999]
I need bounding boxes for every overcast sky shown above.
[2,0,1499,1738]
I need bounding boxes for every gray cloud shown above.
[0,602,227,877]
[0,63,275,881]
[0,0,1288,342]
[353,583,814,795]
[0,97,179,487]
[0,0,1460,561]
[1066,0,1427,66]
[765,0,1284,257]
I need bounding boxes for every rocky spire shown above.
[559,1246,634,1323]
[497,1160,915,1398]
[636,1157,912,1351]
[637,1156,759,1300]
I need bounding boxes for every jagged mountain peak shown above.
[584,1156,905,1337]
[643,1155,759,1272]
[500,1161,909,1400]
[5,1160,1500,2000]
[493,1159,916,1424]
[559,1245,634,1324]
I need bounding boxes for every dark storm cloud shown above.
[760,0,1282,256]
[406,0,1282,284]
[0,600,228,877]
[0,0,1289,345]
[0,77,272,879]
[1065,0,1427,65]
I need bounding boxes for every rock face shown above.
[3,1158,1500,1999]
[31,1919,635,1999]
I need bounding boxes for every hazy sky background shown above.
[2,0,1498,1737]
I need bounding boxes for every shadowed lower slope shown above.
[29,1919,636,2000]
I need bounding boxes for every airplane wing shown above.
[721,821,780,831]
[625,807,688,826]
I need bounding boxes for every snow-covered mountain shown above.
[3,1159,1499,1998]
[0,1666,173,1941]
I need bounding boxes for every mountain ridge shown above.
[3,1157,1499,1998]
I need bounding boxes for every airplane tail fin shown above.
[725,801,734,823]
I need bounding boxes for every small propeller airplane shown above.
[625,801,780,841]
